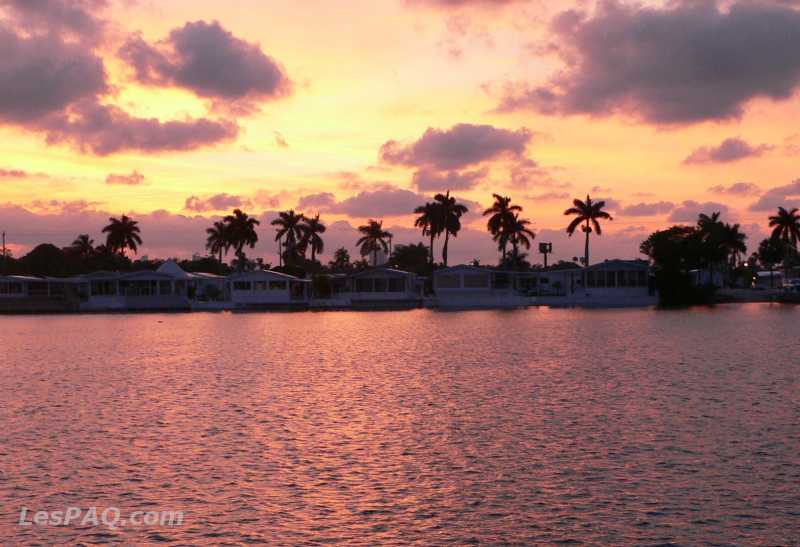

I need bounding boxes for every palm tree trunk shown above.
[583,221,590,268]
[443,231,450,267]
[429,232,435,267]
[373,247,377,267]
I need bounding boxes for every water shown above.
[1,304,798,545]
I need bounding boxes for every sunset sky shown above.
[2,0,800,265]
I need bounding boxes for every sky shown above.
[2,0,800,266]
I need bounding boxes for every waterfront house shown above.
[432,265,528,308]
[538,259,656,307]
[226,270,311,309]
[348,268,423,309]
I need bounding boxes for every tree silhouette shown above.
[102,215,142,256]
[434,191,468,267]
[564,195,612,267]
[356,219,392,266]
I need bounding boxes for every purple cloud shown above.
[708,182,761,196]
[0,167,28,178]
[119,21,291,113]
[498,1,800,124]
[184,193,249,212]
[619,201,675,217]
[296,192,337,211]
[411,167,487,191]
[380,123,532,170]
[0,0,108,42]
[684,138,771,165]
[669,200,731,222]
[748,179,800,211]
[106,170,145,186]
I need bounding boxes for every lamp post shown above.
[539,242,553,269]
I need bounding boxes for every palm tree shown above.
[271,210,305,264]
[720,223,747,272]
[768,207,800,248]
[413,201,443,267]
[758,237,785,288]
[434,191,469,267]
[507,213,536,263]
[102,215,142,256]
[205,221,230,264]
[223,209,260,265]
[356,219,393,266]
[299,214,326,262]
[564,195,613,267]
[483,194,522,260]
[71,234,95,261]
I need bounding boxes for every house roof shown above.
[156,259,193,279]
[349,267,416,279]
[434,265,496,275]
[227,269,310,282]
[585,259,650,271]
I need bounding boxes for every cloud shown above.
[105,170,145,186]
[380,123,532,170]
[0,0,108,42]
[748,179,800,211]
[498,1,800,124]
[297,192,337,211]
[0,26,108,124]
[411,167,487,191]
[0,22,238,155]
[619,201,675,217]
[527,191,569,201]
[669,200,730,222]
[119,20,291,113]
[684,138,771,165]
[273,131,288,148]
[708,182,761,196]
[43,100,239,155]
[0,167,28,178]
[407,0,522,7]
[184,193,249,212]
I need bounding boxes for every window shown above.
[269,281,288,290]
[159,281,172,295]
[0,282,23,295]
[607,271,617,288]
[374,278,387,292]
[596,271,606,288]
[28,282,48,297]
[587,271,596,288]
[464,274,489,288]
[255,281,267,291]
[355,279,373,292]
[637,270,647,287]
[49,283,65,296]
[436,274,460,289]
[233,281,251,291]
[388,278,405,292]
[618,271,628,287]
[91,280,117,296]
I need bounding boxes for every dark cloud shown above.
[0,167,28,178]
[297,192,337,211]
[748,179,800,211]
[184,193,249,212]
[380,123,531,170]
[0,0,108,41]
[498,1,800,124]
[106,170,145,186]
[119,21,291,113]
[0,26,107,123]
[43,100,238,155]
[619,201,675,217]
[669,200,731,222]
[708,182,761,196]
[0,21,238,155]
[411,167,487,191]
[684,138,771,165]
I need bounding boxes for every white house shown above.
[431,265,528,308]
[347,268,423,309]
[226,270,311,309]
[538,260,656,307]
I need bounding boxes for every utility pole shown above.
[539,242,553,269]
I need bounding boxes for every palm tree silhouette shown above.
[357,219,393,266]
[71,234,95,261]
[720,223,747,272]
[564,195,612,267]
[223,209,260,266]
[413,201,442,267]
[768,207,800,248]
[299,213,326,262]
[271,210,305,264]
[205,221,230,264]
[102,215,142,256]
[507,213,536,263]
[434,191,468,267]
[483,194,522,261]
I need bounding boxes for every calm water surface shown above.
[1,304,798,545]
